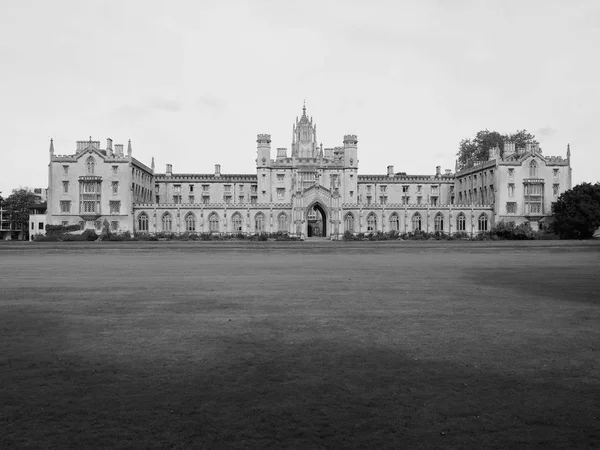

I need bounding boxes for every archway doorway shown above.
[307,203,327,237]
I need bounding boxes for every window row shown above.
[343,212,489,232]
[138,212,291,233]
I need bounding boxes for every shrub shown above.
[62,234,88,241]
[134,232,158,241]
[343,230,355,241]
[81,229,99,241]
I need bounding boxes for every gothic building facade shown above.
[45,105,572,238]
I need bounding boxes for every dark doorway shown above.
[307,204,327,237]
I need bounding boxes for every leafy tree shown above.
[552,183,600,239]
[4,188,38,235]
[457,129,539,169]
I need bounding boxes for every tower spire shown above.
[302,99,306,116]
[49,138,54,155]
[127,139,132,155]
[567,143,571,163]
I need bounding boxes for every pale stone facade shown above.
[45,105,572,238]
[47,138,153,233]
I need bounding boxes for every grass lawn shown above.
[1,241,599,449]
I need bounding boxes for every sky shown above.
[1,0,598,197]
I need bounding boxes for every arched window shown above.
[529,160,538,178]
[255,212,266,232]
[434,213,444,232]
[456,213,466,232]
[367,213,377,232]
[184,212,196,232]
[162,212,172,232]
[412,213,422,231]
[231,212,243,232]
[208,212,219,232]
[138,212,149,232]
[344,213,355,232]
[478,213,488,231]
[277,212,288,232]
[86,156,95,175]
[389,213,399,231]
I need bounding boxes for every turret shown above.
[127,139,132,159]
[215,164,221,177]
[256,134,271,167]
[166,164,172,176]
[291,102,317,158]
[343,134,358,167]
[435,166,441,178]
[387,165,394,177]
[151,157,155,171]
[49,138,54,157]
[567,143,571,163]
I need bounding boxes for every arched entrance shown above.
[307,203,327,237]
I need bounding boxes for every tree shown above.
[552,183,600,239]
[4,188,38,237]
[457,129,539,169]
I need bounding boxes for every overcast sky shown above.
[1,0,598,196]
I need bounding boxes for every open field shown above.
[1,241,599,449]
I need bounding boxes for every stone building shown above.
[45,104,572,238]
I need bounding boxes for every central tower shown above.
[291,101,317,158]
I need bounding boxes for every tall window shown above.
[60,201,71,213]
[255,212,266,232]
[367,213,377,232]
[208,213,219,232]
[506,202,517,214]
[277,188,285,199]
[478,213,488,231]
[529,160,538,178]
[109,201,120,214]
[277,212,288,231]
[86,156,95,174]
[112,181,119,195]
[162,213,173,231]
[389,213,399,231]
[62,181,69,194]
[456,213,466,231]
[232,213,243,232]
[185,212,196,232]
[434,213,444,232]
[80,181,100,213]
[344,213,355,232]
[138,213,149,231]
[412,213,422,231]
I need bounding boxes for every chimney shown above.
[166,164,172,176]
[445,169,452,175]
[436,166,441,177]
[215,164,221,177]
[106,138,113,156]
[387,165,394,177]
[115,144,124,156]
[277,148,287,158]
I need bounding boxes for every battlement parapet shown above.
[256,134,271,143]
[154,173,258,182]
[343,135,358,145]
